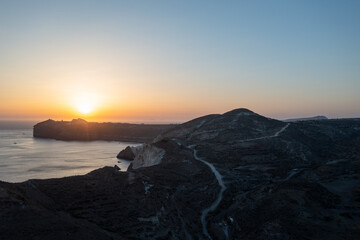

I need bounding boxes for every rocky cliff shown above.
[2,108,360,239]
[33,118,175,143]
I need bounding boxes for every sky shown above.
[0,0,359,123]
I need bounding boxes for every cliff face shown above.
[2,108,360,239]
[117,144,165,169]
[129,144,165,169]
[33,118,176,143]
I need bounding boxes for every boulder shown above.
[116,146,135,160]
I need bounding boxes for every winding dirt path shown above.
[240,123,290,142]
[186,123,290,239]
[191,147,226,240]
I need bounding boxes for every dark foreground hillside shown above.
[2,108,360,239]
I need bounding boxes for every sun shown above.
[74,93,99,115]
[76,102,93,114]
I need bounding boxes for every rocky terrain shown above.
[2,108,360,239]
[33,118,175,142]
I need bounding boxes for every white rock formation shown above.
[130,144,165,169]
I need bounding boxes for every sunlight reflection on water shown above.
[0,129,139,183]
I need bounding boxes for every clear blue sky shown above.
[0,0,359,121]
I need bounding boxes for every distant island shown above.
[284,115,328,122]
[33,118,176,143]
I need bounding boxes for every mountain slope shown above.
[1,108,360,239]
[157,108,286,143]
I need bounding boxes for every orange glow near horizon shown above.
[0,68,359,123]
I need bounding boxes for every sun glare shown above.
[77,102,93,114]
[74,93,99,115]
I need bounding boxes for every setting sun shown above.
[74,93,100,115]
[76,102,93,114]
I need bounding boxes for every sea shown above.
[0,122,139,183]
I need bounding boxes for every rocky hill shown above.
[33,118,175,143]
[2,108,360,239]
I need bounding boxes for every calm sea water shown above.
[0,128,138,183]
